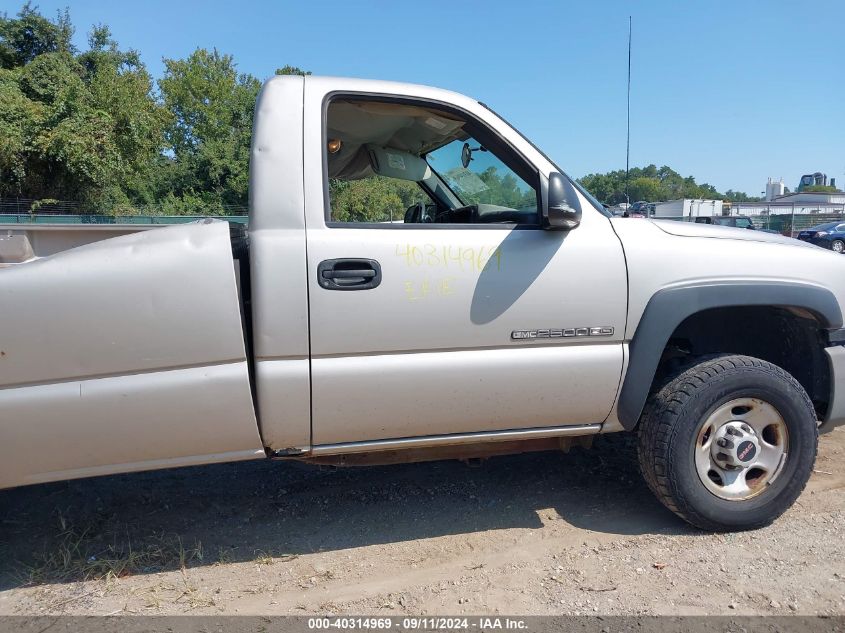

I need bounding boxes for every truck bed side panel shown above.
[0,221,264,488]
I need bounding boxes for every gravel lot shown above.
[0,429,842,616]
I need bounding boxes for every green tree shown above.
[802,185,839,193]
[158,48,261,211]
[579,164,758,205]
[275,65,310,76]
[0,2,73,68]
[330,176,428,222]
[0,6,165,207]
[724,189,762,202]
[453,166,535,210]
[627,176,664,203]
[331,177,399,222]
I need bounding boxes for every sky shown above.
[10,0,845,196]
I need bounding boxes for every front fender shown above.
[616,281,842,430]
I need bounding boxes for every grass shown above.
[253,549,298,568]
[253,550,275,567]
[25,510,206,585]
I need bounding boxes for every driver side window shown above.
[325,98,539,226]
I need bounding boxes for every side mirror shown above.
[543,172,582,230]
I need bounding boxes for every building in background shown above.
[773,191,845,205]
[797,172,834,191]
[766,177,785,201]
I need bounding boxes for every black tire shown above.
[832,239,845,254]
[637,354,818,531]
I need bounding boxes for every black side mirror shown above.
[461,142,472,168]
[543,172,582,230]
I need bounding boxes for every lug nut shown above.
[741,424,752,434]
[717,438,733,449]
[716,452,731,462]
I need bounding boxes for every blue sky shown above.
[13,0,845,195]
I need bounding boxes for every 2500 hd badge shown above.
[511,326,614,340]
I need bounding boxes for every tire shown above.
[832,239,844,254]
[637,354,818,531]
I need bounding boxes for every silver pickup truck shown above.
[2,76,844,532]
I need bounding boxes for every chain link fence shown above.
[728,202,845,237]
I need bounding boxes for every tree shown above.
[0,4,317,214]
[275,65,310,76]
[330,176,427,222]
[0,7,165,207]
[331,177,400,222]
[0,3,73,68]
[724,189,762,202]
[578,164,758,205]
[627,176,664,203]
[158,48,261,211]
[802,185,839,193]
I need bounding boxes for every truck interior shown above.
[325,98,540,226]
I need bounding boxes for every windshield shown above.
[425,136,537,215]
[734,217,753,228]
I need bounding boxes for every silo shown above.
[765,178,785,201]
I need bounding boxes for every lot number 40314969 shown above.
[394,243,502,273]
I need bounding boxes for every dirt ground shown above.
[0,429,842,616]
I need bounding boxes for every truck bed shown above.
[0,220,264,489]
[0,220,248,263]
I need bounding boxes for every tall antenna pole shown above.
[625,15,632,207]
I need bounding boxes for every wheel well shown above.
[654,306,831,419]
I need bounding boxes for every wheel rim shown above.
[834,241,844,253]
[694,397,789,501]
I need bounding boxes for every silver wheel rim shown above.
[694,397,789,501]
[834,241,844,253]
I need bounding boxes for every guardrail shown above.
[0,198,248,215]
[0,214,248,225]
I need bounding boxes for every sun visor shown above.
[366,145,432,182]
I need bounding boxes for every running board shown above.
[302,424,602,457]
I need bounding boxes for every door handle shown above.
[322,269,376,280]
[317,258,382,290]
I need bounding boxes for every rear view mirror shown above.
[543,172,582,230]
[461,142,472,168]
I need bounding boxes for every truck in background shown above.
[652,198,724,218]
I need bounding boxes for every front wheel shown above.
[832,239,844,254]
[638,355,818,531]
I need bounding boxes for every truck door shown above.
[302,78,627,448]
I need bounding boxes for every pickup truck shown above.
[2,76,844,532]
